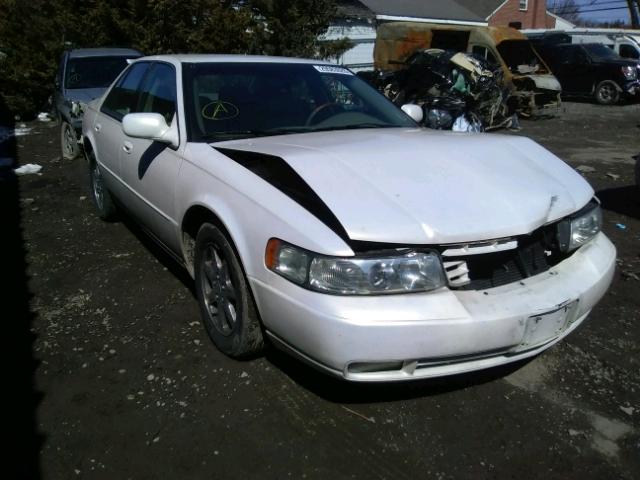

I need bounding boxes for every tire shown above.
[194,223,264,358]
[61,121,80,160]
[87,151,117,221]
[594,81,620,105]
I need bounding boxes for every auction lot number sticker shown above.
[314,65,353,75]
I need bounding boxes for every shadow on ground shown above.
[1,97,43,479]
[598,185,640,221]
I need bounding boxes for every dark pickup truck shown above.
[533,43,639,105]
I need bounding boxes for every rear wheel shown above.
[594,81,620,105]
[194,223,264,358]
[88,151,117,221]
[61,121,80,160]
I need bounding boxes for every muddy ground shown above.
[3,101,639,479]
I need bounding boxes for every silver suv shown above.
[54,48,141,159]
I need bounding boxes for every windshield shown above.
[183,62,417,142]
[65,56,133,89]
[583,44,620,61]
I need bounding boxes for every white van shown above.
[524,29,640,61]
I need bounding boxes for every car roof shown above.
[136,54,335,65]
[68,48,143,59]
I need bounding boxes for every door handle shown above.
[94,123,102,132]
[122,141,133,154]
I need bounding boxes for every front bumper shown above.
[623,80,640,96]
[251,233,616,382]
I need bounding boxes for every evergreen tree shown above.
[0,0,352,116]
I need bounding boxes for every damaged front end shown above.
[496,40,562,117]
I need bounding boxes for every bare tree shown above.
[549,0,596,25]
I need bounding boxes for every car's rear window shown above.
[65,56,133,89]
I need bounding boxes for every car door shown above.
[118,61,182,253]
[553,46,591,94]
[93,61,151,198]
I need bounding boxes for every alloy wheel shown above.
[200,243,238,336]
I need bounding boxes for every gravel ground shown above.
[3,101,639,479]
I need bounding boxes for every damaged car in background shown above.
[366,22,561,131]
[54,48,142,160]
[83,55,615,382]
[366,48,515,132]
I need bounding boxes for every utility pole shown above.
[628,0,640,28]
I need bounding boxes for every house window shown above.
[519,0,528,10]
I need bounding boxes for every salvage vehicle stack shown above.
[362,22,562,131]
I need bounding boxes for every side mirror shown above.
[401,104,424,124]
[122,113,178,147]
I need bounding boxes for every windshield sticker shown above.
[313,65,353,75]
[202,101,239,121]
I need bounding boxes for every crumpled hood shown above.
[64,88,107,104]
[215,129,593,244]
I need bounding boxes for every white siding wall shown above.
[322,23,376,71]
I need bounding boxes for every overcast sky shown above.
[546,0,632,23]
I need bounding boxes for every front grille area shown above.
[444,222,572,291]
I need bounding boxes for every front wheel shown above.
[194,223,264,358]
[594,81,620,105]
[61,121,80,160]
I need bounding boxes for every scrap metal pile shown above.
[362,49,518,132]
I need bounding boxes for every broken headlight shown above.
[266,239,446,295]
[557,200,602,252]
[70,101,84,117]
[622,65,637,80]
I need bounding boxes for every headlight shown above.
[622,65,637,80]
[557,200,602,252]
[70,101,84,116]
[265,239,446,295]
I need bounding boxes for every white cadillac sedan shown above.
[82,55,616,382]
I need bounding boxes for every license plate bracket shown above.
[522,300,578,348]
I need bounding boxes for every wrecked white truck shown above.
[371,22,562,128]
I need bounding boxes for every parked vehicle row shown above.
[80,54,615,382]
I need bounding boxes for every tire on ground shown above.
[61,121,80,160]
[194,223,264,358]
[594,80,620,106]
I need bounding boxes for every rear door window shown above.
[101,62,151,121]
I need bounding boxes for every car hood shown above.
[63,88,107,103]
[214,128,593,245]
[594,59,638,68]
[524,73,561,92]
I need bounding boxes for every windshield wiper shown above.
[311,123,399,132]
[202,124,400,142]
[201,130,270,142]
